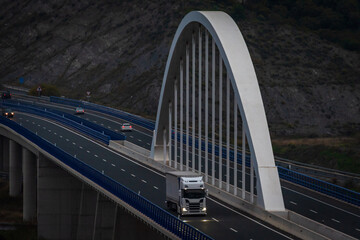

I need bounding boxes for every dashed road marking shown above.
[147,143,150,145]
[153,186,158,189]
[94,154,98,158]
[79,146,83,149]
[111,163,115,167]
[37,124,40,127]
[102,159,107,162]
[66,139,69,142]
[355,228,360,232]
[115,129,118,132]
[131,174,136,177]
[230,228,238,233]
[26,120,29,122]
[212,218,219,222]
[290,201,297,206]
[331,218,340,223]
[130,136,134,138]
[121,169,125,172]
[60,135,63,138]
[310,209,317,214]
[141,180,147,183]
[138,139,142,142]
[54,132,57,135]
[108,126,111,129]
[72,142,76,145]
[87,150,90,153]
[101,123,104,126]
[48,130,52,132]
[32,122,35,124]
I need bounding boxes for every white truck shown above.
[165,171,207,216]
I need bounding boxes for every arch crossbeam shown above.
[151,11,285,212]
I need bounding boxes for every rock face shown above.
[0,0,359,137]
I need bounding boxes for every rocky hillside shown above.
[0,0,359,138]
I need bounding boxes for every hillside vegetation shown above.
[0,0,359,173]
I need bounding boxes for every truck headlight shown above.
[182,208,187,212]
[202,207,207,211]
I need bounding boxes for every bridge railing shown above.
[47,96,360,206]
[0,116,213,240]
[278,166,360,206]
[173,131,360,206]
[1,102,111,144]
[50,96,155,130]
[5,100,126,141]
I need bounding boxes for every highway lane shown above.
[14,113,294,240]
[12,98,360,238]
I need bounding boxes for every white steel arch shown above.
[151,11,285,212]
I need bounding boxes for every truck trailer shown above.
[165,171,207,216]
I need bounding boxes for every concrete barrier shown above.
[108,141,356,240]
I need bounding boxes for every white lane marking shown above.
[212,218,219,222]
[355,228,360,232]
[147,143,150,145]
[115,129,118,132]
[142,180,147,183]
[138,139,142,142]
[103,159,107,162]
[60,135,63,138]
[331,218,340,223]
[230,228,238,233]
[94,154,98,158]
[48,130,52,132]
[121,169,125,172]
[32,121,35,124]
[79,146,83,149]
[26,120,29,122]
[282,186,360,218]
[111,163,115,167]
[310,209,317,214]
[54,132,57,135]
[101,123,104,126]
[208,197,293,239]
[130,135,134,138]
[87,150,90,153]
[43,127,46,129]
[37,124,40,127]
[72,142,76,145]
[290,201,297,206]
[66,139,69,142]
[19,113,162,178]
[131,174,136,177]
[108,126,111,129]
[93,120,97,123]
[153,186,158,190]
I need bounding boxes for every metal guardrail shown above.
[48,96,360,206]
[1,102,111,144]
[50,96,155,130]
[0,116,213,240]
[278,166,360,206]
[6,100,126,141]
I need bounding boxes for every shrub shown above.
[29,83,61,97]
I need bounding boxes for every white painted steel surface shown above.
[151,11,285,211]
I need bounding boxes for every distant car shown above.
[121,123,132,131]
[75,107,85,115]
[1,91,11,99]
[2,108,14,118]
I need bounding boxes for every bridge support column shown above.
[9,140,22,197]
[77,183,98,240]
[113,205,165,240]
[2,137,9,172]
[23,148,37,221]
[37,153,82,240]
[93,194,117,240]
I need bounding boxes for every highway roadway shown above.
[12,112,295,239]
[9,96,360,239]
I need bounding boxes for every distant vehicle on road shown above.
[2,108,14,118]
[75,107,85,115]
[1,91,11,99]
[121,123,132,131]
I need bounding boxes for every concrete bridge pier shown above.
[37,153,82,240]
[2,137,9,172]
[22,147,37,221]
[9,139,22,197]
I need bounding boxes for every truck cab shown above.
[166,171,208,216]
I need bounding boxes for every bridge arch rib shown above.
[151,11,285,212]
